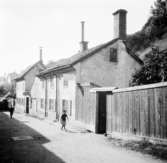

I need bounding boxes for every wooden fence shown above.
[75,84,96,127]
[107,82,167,139]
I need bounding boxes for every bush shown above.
[130,48,167,85]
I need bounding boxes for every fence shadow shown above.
[0,113,66,163]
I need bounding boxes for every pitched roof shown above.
[39,38,143,76]
[39,39,119,75]
[15,61,45,81]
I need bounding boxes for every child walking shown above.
[60,110,68,131]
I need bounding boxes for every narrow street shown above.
[0,112,165,163]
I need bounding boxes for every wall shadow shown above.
[0,113,66,163]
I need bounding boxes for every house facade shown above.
[30,76,45,117]
[15,60,45,114]
[15,9,143,133]
[29,9,142,132]
[36,64,76,121]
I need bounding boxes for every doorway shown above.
[96,92,106,134]
[26,97,29,114]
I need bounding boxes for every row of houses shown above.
[14,9,155,133]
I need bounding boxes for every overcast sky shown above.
[0,0,155,76]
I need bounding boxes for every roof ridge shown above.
[15,60,45,81]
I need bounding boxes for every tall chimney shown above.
[80,21,88,51]
[113,9,127,40]
[39,46,43,62]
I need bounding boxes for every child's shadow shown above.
[65,129,78,133]
[65,129,92,134]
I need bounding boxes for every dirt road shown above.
[0,112,165,163]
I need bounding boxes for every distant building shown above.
[14,50,45,114]
[7,72,18,96]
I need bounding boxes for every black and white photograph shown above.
[0,0,167,162]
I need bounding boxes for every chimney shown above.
[113,9,127,40]
[80,21,88,51]
[39,46,43,62]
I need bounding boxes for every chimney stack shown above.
[113,9,127,40]
[39,46,43,62]
[80,21,88,51]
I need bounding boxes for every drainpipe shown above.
[55,75,59,120]
[44,77,48,117]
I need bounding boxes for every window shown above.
[62,99,68,112]
[70,100,72,116]
[49,99,54,110]
[62,99,72,116]
[110,48,117,62]
[40,98,44,109]
[63,79,68,87]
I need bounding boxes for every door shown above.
[96,92,106,134]
[26,97,29,114]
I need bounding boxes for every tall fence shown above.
[75,85,96,126]
[107,82,167,139]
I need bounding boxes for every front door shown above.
[26,97,29,114]
[96,92,106,134]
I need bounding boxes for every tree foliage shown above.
[0,85,9,97]
[148,0,167,38]
[130,48,167,85]
[126,0,167,55]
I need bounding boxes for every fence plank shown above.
[106,83,167,139]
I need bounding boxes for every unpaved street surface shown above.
[0,112,165,163]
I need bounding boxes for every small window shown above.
[70,100,72,116]
[62,99,72,116]
[40,98,44,109]
[62,99,68,112]
[63,79,68,87]
[49,99,54,110]
[110,48,117,62]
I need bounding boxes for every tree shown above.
[151,0,167,18]
[147,0,167,38]
[0,85,9,97]
[130,47,167,86]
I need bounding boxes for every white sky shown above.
[0,0,155,76]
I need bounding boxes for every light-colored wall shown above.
[115,40,141,87]
[46,76,56,99]
[24,65,42,92]
[59,71,76,120]
[45,76,57,120]
[31,77,45,116]
[74,40,141,129]
[15,80,25,111]
[74,40,141,88]
[16,81,25,97]
[31,77,45,99]
[15,62,45,114]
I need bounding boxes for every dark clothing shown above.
[60,113,68,130]
[10,107,15,119]
[8,98,15,119]
[61,113,67,121]
[3,99,8,109]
